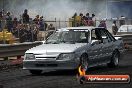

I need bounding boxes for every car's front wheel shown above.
[80,54,88,71]
[29,70,42,75]
[107,51,120,68]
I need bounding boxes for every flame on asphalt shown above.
[78,65,86,76]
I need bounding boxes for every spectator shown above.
[39,16,45,31]
[85,13,90,25]
[80,13,84,26]
[48,24,55,31]
[12,17,19,36]
[25,24,32,42]
[85,13,90,20]
[6,11,13,32]
[89,14,95,20]
[112,21,118,35]
[82,16,87,26]
[33,15,39,25]
[0,11,2,31]
[75,14,81,27]
[12,17,18,30]
[27,25,33,42]
[22,9,29,24]
[19,24,27,43]
[88,14,95,26]
[38,16,46,40]
[13,24,20,38]
[44,22,48,31]
[98,20,107,29]
[119,16,125,26]
[72,13,77,27]
[46,24,55,38]
[19,15,23,24]
[33,25,39,41]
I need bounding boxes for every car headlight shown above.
[25,53,35,60]
[57,53,75,61]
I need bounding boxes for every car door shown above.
[88,29,103,66]
[98,28,114,63]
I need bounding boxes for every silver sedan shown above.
[23,27,124,75]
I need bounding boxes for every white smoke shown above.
[2,0,107,20]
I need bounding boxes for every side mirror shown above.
[91,40,101,46]
[102,36,107,39]
[42,41,46,44]
[102,36,108,43]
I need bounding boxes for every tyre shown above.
[29,70,42,75]
[107,51,120,68]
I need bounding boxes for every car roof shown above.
[120,25,132,27]
[57,26,104,31]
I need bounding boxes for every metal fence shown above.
[0,18,132,44]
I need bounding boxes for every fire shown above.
[78,65,86,76]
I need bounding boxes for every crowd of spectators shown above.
[0,9,55,43]
[0,9,128,43]
[71,13,96,27]
[71,12,108,29]
[71,13,128,35]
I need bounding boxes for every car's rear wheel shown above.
[29,70,42,75]
[107,51,120,68]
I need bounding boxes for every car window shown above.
[91,29,102,41]
[98,29,111,43]
[103,29,116,42]
[46,30,89,44]
[128,26,132,32]
[91,30,97,39]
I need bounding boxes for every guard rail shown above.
[0,41,42,58]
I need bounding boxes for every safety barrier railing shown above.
[0,41,42,58]
[0,41,42,69]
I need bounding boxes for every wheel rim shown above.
[114,53,119,65]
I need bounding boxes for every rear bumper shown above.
[23,60,79,70]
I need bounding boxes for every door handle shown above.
[94,51,98,53]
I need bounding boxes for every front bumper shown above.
[23,59,79,70]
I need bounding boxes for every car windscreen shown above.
[46,29,89,44]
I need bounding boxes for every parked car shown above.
[23,26,124,75]
[118,25,132,33]
[117,25,132,49]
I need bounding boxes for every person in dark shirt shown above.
[119,16,125,26]
[0,11,2,31]
[46,24,55,39]
[39,16,45,31]
[22,9,29,24]
[72,13,77,27]
[6,12,13,32]
[112,21,118,35]
[98,20,107,29]
[33,15,40,25]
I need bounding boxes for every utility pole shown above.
[106,0,108,19]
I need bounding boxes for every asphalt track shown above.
[0,51,132,88]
